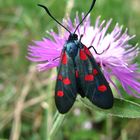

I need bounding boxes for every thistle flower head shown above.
[27,14,140,98]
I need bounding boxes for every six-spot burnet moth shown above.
[38,0,114,114]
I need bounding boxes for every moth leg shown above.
[53,56,60,61]
[79,34,83,42]
[88,46,104,55]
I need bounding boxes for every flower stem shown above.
[48,112,65,140]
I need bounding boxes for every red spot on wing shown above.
[58,74,63,80]
[80,49,87,60]
[85,74,94,81]
[75,70,79,78]
[57,90,64,97]
[93,69,98,75]
[84,46,92,56]
[63,78,71,85]
[98,85,107,92]
[62,52,67,64]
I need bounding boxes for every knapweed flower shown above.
[27,14,140,98]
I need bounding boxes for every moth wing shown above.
[75,45,114,109]
[55,50,77,114]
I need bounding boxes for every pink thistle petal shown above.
[27,13,140,98]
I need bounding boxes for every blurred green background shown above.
[0,0,140,140]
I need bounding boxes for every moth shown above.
[38,0,114,114]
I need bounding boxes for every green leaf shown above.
[81,98,140,118]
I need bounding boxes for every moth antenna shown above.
[73,0,96,34]
[38,4,71,34]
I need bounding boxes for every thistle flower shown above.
[27,14,140,98]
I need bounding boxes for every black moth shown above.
[38,0,114,114]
